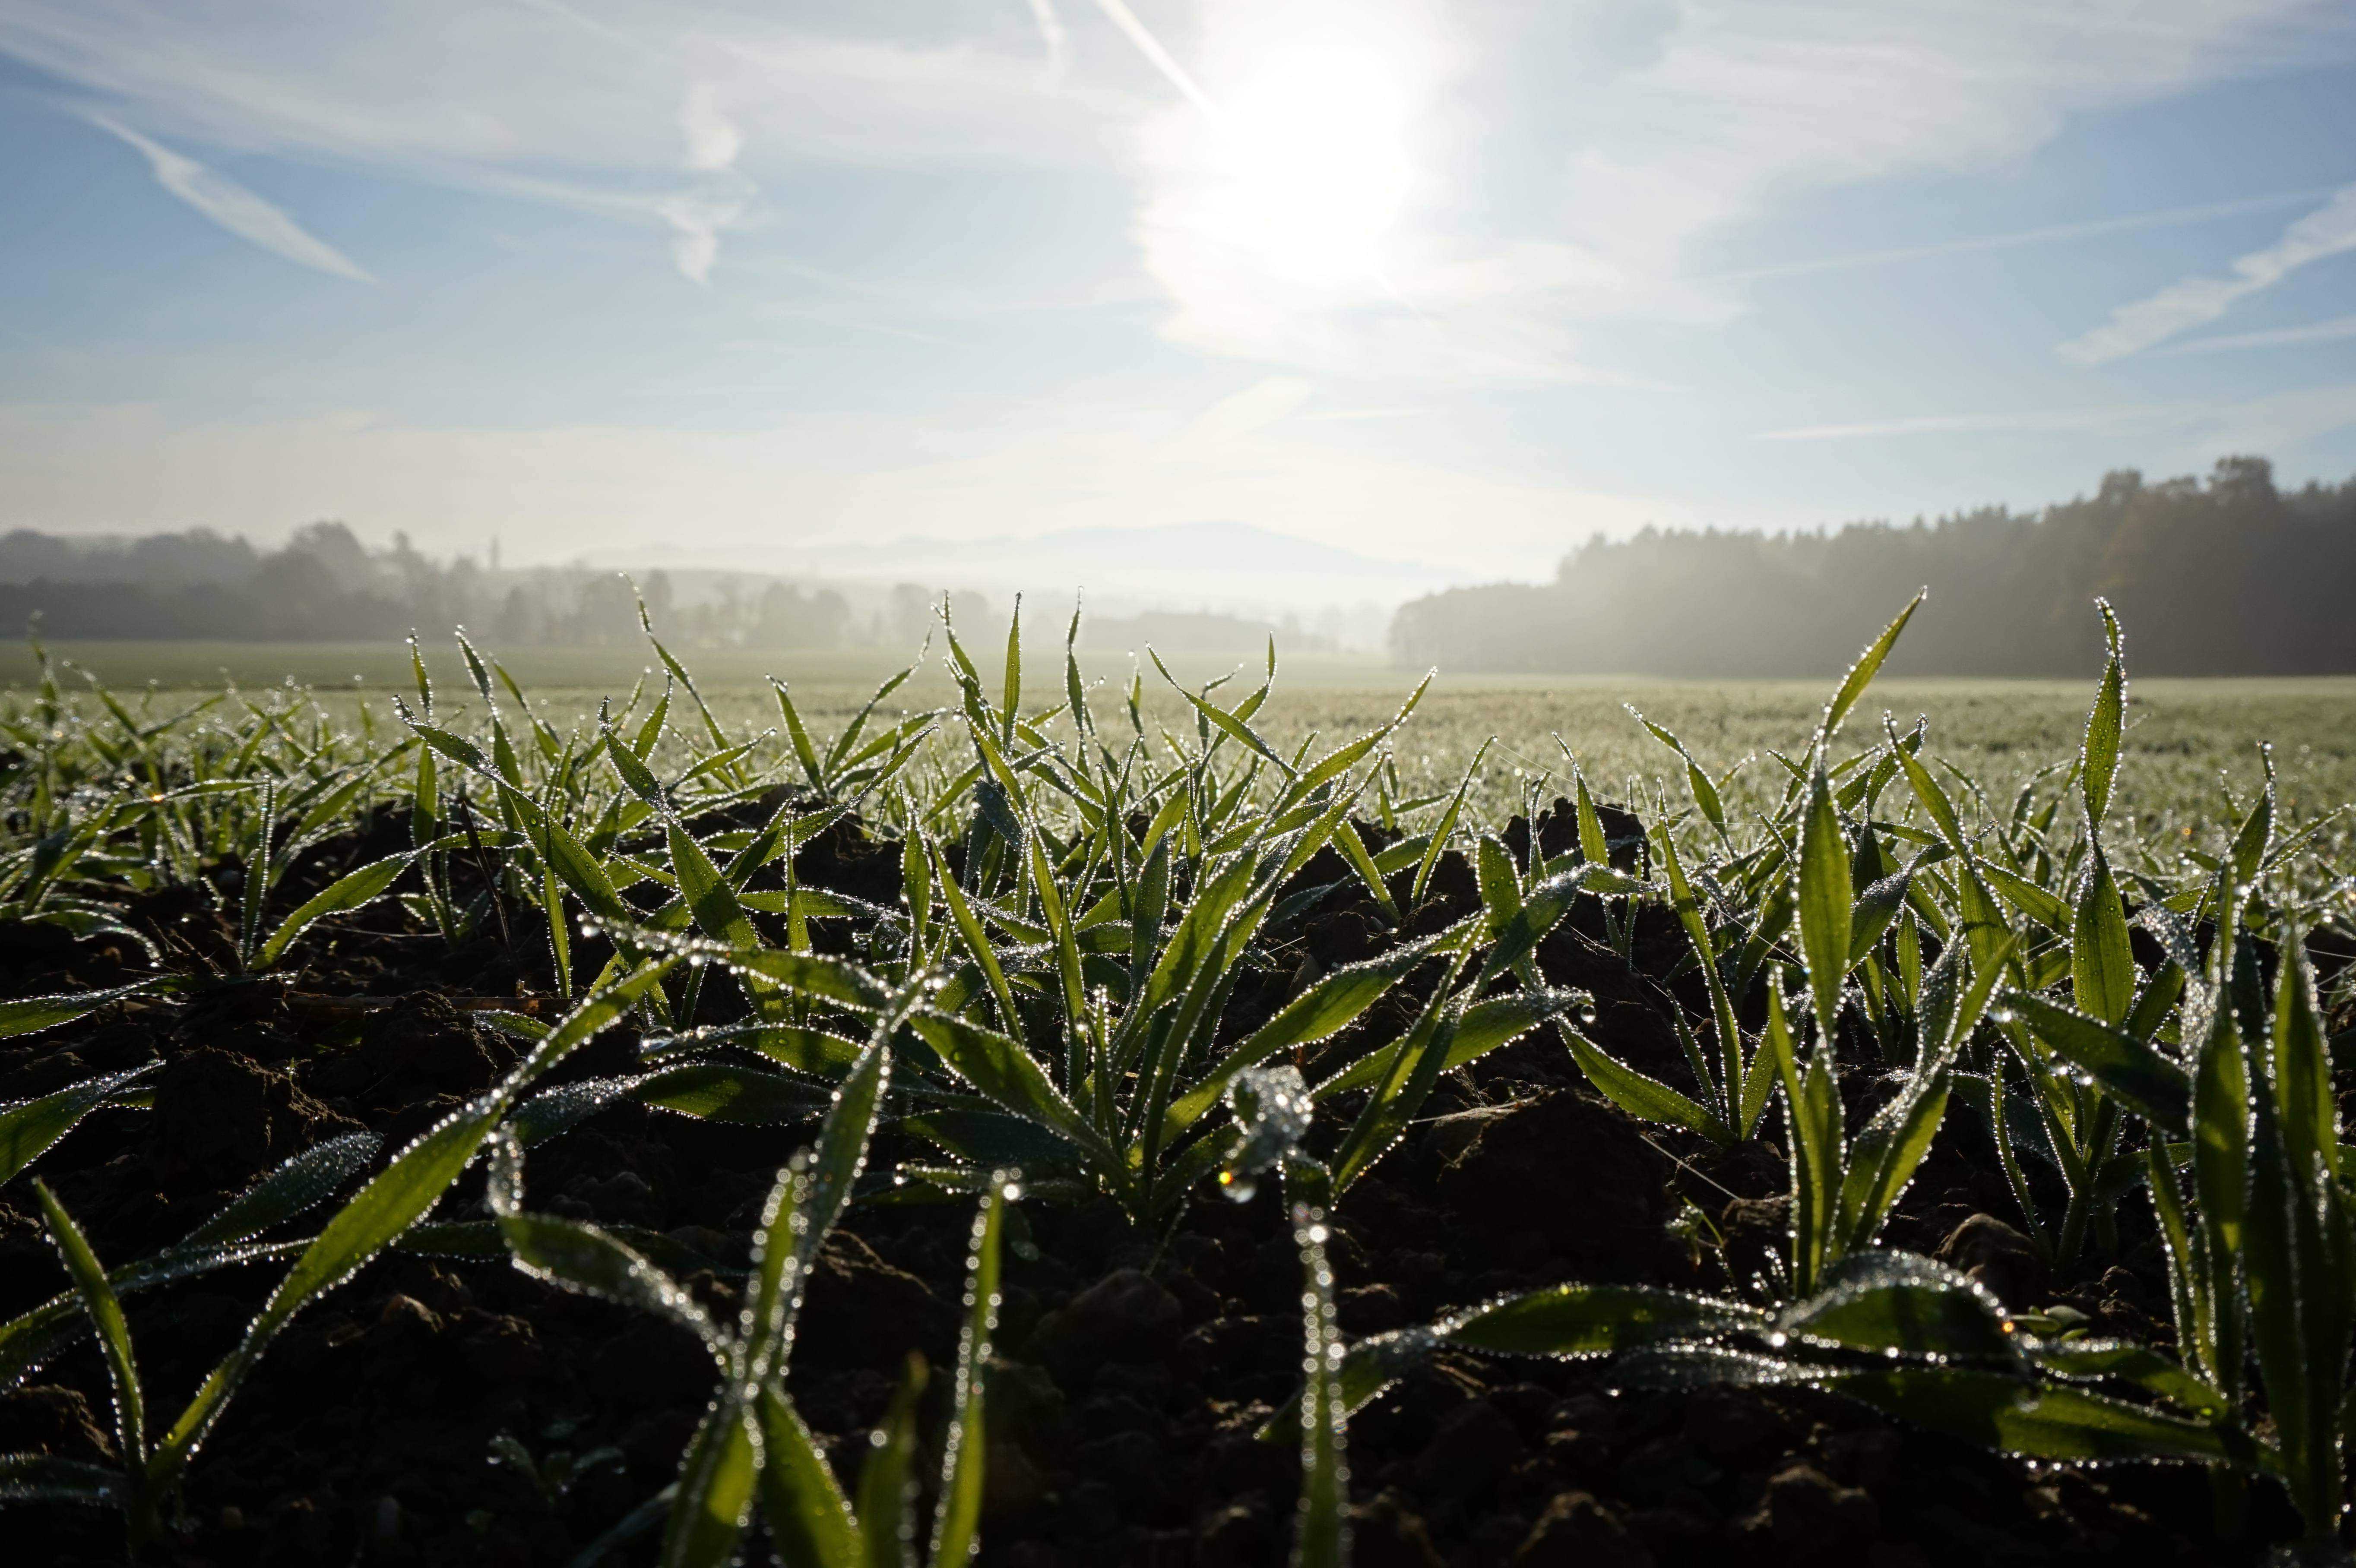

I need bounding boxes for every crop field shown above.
[3,598,2354,1567]
[9,636,2353,855]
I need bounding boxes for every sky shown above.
[2,0,2356,593]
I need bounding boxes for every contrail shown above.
[83,113,374,282]
[2059,183,2356,364]
[1089,0,1221,122]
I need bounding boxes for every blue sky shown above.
[2,0,2355,592]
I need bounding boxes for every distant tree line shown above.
[1390,458,2356,676]
[0,522,971,649]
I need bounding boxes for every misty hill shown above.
[806,520,1454,648]
[1389,458,2356,677]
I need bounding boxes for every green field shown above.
[7,615,2356,1563]
[9,637,2349,855]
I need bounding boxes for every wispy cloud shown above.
[2196,380,2356,452]
[1758,404,2175,442]
[0,1,1133,288]
[83,113,372,282]
[2058,183,2356,364]
[1552,1,2353,281]
[1759,381,2356,453]
[2159,312,2356,354]
[1026,0,1070,88]
[1701,186,2343,284]
[1172,376,1314,446]
[678,83,741,174]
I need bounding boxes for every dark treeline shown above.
[0,522,958,648]
[1390,458,2356,676]
[0,522,1336,654]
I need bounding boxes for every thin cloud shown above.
[1759,382,2356,453]
[678,83,741,173]
[1758,404,2176,442]
[2160,312,2356,354]
[2058,183,2356,364]
[1700,186,2343,284]
[1026,0,1070,87]
[1174,376,1314,446]
[84,113,372,282]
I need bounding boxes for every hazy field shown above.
[8,637,2350,855]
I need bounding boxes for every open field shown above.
[5,604,2356,1566]
[11,637,2353,857]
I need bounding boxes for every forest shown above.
[0,526,1326,657]
[1390,458,2356,676]
[0,524,877,649]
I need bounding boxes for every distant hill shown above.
[1388,458,2356,677]
[806,520,1461,648]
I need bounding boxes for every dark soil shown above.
[0,800,2307,1566]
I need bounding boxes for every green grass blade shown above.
[2081,600,2125,830]
[1171,936,1445,1135]
[668,821,760,950]
[1289,1204,1350,1568]
[659,1400,761,1568]
[33,1181,146,1470]
[773,680,827,790]
[1829,1366,2260,1469]
[906,1011,1099,1157]
[929,1176,1013,1568]
[485,1134,725,1356]
[721,949,891,1012]
[1573,768,1611,865]
[1819,591,1923,743]
[754,1384,860,1568]
[1796,761,1852,1044]
[1656,827,1741,1117]
[927,838,1020,1027]
[1331,819,1401,925]
[1150,650,1295,776]
[1474,833,1520,929]
[1976,859,2070,932]
[1412,740,1489,907]
[1885,717,1967,850]
[151,959,674,1486]
[2272,929,2337,1182]
[0,1454,127,1506]
[743,1018,898,1378]
[2028,1338,2226,1418]
[0,1063,155,1185]
[0,979,162,1040]
[858,1356,928,1568]
[254,850,418,968]
[2001,991,2190,1134]
[1833,1070,1951,1255]
[180,1129,383,1249]
[1556,1022,1733,1144]
[1442,1281,1765,1356]
[2068,845,2135,1026]
[1000,597,1023,743]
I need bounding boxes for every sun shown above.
[1184,38,1415,289]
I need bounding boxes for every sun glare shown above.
[1187,40,1414,287]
